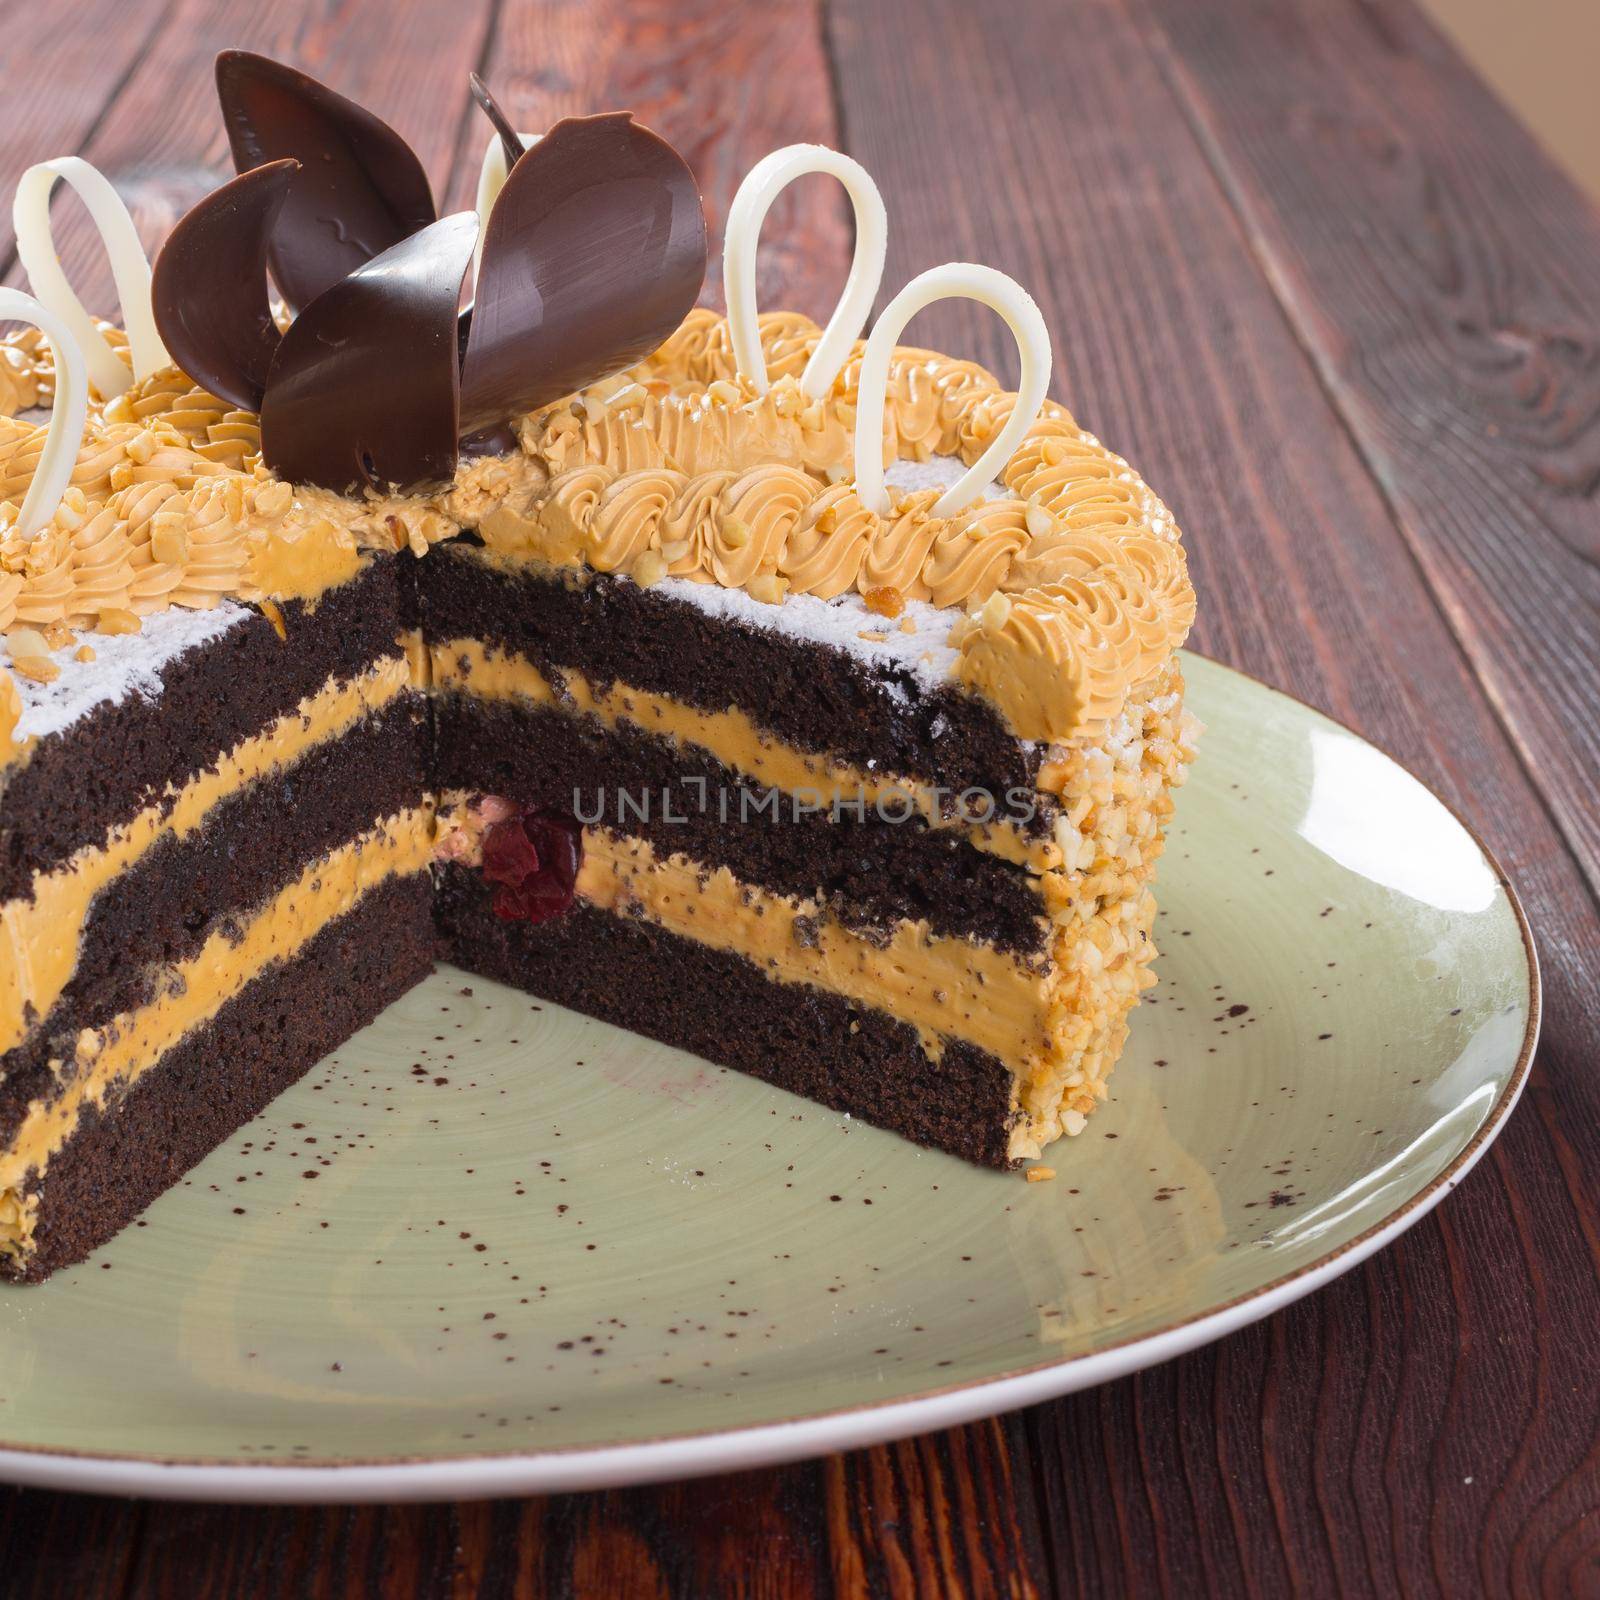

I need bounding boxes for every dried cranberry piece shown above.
[480,806,582,924]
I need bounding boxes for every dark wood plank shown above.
[446,0,849,317]
[0,1483,145,1598]
[825,0,1600,1596]
[55,1429,1040,1598]
[824,1420,1047,1599]
[113,1500,459,1598]
[1,0,496,320]
[1141,0,1600,900]
[0,0,172,275]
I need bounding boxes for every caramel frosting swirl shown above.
[643,306,738,380]
[121,479,190,612]
[661,469,736,577]
[706,465,813,589]
[645,308,820,388]
[109,367,226,443]
[0,304,1193,758]
[63,490,136,621]
[1004,527,1128,592]
[0,319,128,407]
[107,365,261,471]
[1,520,72,628]
[1090,566,1173,681]
[1003,433,1152,535]
[955,579,1145,744]
[0,417,46,506]
[1120,533,1195,635]
[0,668,20,763]
[779,482,880,600]
[1041,576,1144,684]
[854,488,941,601]
[955,590,1101,745]
[169,475,249,608]
[833,345,1002,460]
[0,329,50,418]
[588,469,678,573]
[753,311,825,387]
[873,357,945,461]
[540,465,611,567]
[922,500,1026,610]
[527,376,854,482]
[527,388,668,477]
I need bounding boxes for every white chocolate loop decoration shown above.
[854,262,1051,518]
[0,289,90,537]
[473,129,542,276]
[12,157,168,398]
[723,144,888,401]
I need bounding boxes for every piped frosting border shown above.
[0,305,1195,749]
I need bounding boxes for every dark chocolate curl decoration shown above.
[260,211,478,493]
[469,73,526,172]
[458,112,707,434]
[150,159,298,412]
[216,50,437,313]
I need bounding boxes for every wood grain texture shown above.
[0,0,497,316]
[0,0,171,275]
[443,0,848,316]
[1,0,1598,1595]
[1140,0,1600,903]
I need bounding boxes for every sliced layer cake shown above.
[0,55,1197,1281]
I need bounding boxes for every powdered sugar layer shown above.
[650,456,1005,699]
[883,453,1007,502]
[654,576,961,695]
[12,602,250,743]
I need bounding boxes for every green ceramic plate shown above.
[0,655,1537,1502]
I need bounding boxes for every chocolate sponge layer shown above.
[421,544,1047,803]
[4,872,434,1284]
[432,692,1048,956]
[0,558,407,896]
[435,864,1020,1170]
[0,700,425,1148]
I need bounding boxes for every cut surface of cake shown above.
[0,55,1198,1282]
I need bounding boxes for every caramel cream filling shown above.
[428,637,1062,873]
[0,806,433,1263]
[576,828,1052,1070]
[0,654,412,1055]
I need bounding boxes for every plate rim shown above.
[0,653,1542,1502]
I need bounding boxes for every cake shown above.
[0,54,1198,1283]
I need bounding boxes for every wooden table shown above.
[2,0,1597,1593]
